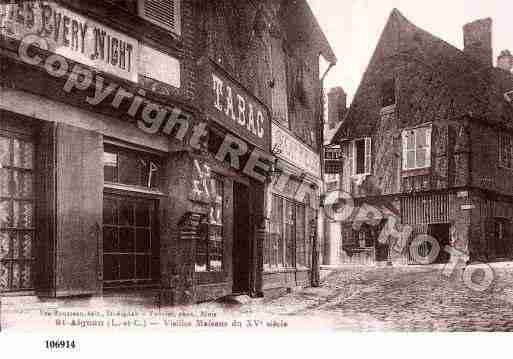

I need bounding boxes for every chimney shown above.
[327,87,347,129]
[463,18,493,68]
[497,50,513,73]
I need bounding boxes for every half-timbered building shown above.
[331,9,513,265]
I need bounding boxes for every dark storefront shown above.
[0,1,272,305]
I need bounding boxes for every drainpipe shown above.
[312,61,335,287]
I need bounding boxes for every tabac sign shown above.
[272,123,321,178]
[0,2,138,82]
[204,60,270,151]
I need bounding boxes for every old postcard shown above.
[0,0,512,356]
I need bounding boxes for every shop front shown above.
[160,58,272,304]
[263,123,322,294]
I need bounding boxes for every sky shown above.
[307,0,512,103]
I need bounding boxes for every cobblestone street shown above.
[244,264,513,331]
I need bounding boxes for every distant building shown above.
[322,87,346,264]
[330,9,513,265]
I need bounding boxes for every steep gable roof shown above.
[332,9,512,143]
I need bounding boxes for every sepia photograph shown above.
[0,0,512,356]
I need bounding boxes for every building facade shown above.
[0,0,335,304]
[330,10,513,266]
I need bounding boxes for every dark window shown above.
[382,79,396,107]
[104,145,161,189]
[103,195,158,288]
[355,139,366,174]
[195,174,224,272]
[493,218,511,259]
[0,134,35,292]
[500,134,513,169]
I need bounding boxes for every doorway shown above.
[232,182,251,294]
[428,223,451,263]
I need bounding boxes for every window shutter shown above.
[364,137,372,174]
[401,131,408,170]
[54,124,103,297]
[138,0,181,35]
[425,127,432,167]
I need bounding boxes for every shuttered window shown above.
[402,126,432,170]
[353,138,371,175]
[138,0,181,35]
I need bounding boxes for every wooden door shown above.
[54,124,103,297]
[232,182,251,294]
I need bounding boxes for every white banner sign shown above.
[1,2,139,82]
[272,123,321,178]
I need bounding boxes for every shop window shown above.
[138,0,181,35]
[295,205,307,268]
[402,126,432,170]
[353,138,371,175]
[104,144,161,189]
[382,79,396,108]
[195,174,224,272]
[264,195,309,271]
[499,133,513,170]
[103,195,158,288]
[0,134,35,292]
[284,200,295,267]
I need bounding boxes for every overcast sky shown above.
[307,0,512,103]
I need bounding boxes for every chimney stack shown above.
[327,87,347,129]
[497,50,513,73]
[463,18,493,68]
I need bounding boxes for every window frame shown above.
[0,130,37,293]
[352,137,372,176]
[103,143,164,193]
[195,173,225,273]
[264,194,310,272]
[499,132,513,170]
[401,125,432,171]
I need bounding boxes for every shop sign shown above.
[1,2,139,82]
[204,61,270,151]
[272,123,321,178]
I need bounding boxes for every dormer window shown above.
[382,79,396,108]
[138,0,181,35]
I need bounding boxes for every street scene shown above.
[1,1,513,349]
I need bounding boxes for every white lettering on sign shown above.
[1,2,139,82]
[272,123,321,178]
[212,73,265,139]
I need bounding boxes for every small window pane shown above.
[104,152,118,182]
[0,137,11,167]
[119,228,135,252]
[135,228,151,253]
[0,169,10,197]
[406,150,416,169]
[416,148,427,168]
[103,227,118,253]
[416,128,427,147]
[13,139,33,170]
[119,202,134,226]
[406,132,415,150]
